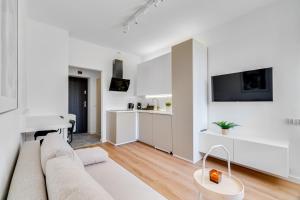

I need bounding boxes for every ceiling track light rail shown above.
[122,0,166,33]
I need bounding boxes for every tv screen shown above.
[212,68,273,101]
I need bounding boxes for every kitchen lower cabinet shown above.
[153,114,172,153]
[138,113,153,146]
[106,111,137,145]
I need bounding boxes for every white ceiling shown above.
[26,0,278,57]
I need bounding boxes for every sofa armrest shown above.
[7,141,47,200]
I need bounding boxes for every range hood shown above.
[109,59,130,92]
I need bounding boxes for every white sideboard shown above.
[199,131,289,178]
[199,133,234,160]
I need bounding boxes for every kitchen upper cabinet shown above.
[137,53,171,96]
[138,113,153,146]
[153,114,172,153]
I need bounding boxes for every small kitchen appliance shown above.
[137,102,142,110]
[128,103,134,110]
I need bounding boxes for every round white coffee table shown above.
[193,145,244,200]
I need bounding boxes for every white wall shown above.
[0,0,27,198]
[25,19,69,116]
[0,111,22,198]
[196,0,300,178]
[23,18,140,140]
[69,66,101,134]
[69,38,141,140]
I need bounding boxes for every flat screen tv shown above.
[212,68,273,101]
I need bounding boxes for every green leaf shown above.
[213,121,239,129]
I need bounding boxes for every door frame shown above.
[96,78,101,134]
[68,76,88,133]
[68,66,103,140]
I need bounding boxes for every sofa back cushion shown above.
[41,133,83,174]
[46,156,114,200]
[7,141,47,200]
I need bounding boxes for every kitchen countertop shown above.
[107,109,172,115]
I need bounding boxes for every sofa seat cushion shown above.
[7,141,47,200]
[41,133,83,174]
[46,156,114,200]
[85,158,167,200]
[75,147,108,166]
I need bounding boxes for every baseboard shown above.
[173,154,194,163]
[287,175,300,184]
[88,132,99,135]
[154,146,171,154]
[105,140,115,145]
[106,140,137,146]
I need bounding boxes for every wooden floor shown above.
[97,142,300,200]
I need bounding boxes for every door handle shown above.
[84,101,87,108]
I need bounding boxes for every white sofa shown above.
[7,140,166,200]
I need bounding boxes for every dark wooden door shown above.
[69,77,88,133]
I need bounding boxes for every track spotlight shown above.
[123,25,129,34]
[122,0,167,33]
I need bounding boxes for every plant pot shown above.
[166,106,172,112]
[221,129,229,135]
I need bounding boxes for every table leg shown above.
[63,128,68,141]
[197,191,203,200]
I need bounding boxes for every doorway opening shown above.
[68,66,102,148]
[69,76,88,133]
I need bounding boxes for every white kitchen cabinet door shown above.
[138,113,153,146]
[106,112,137,145]
[137,54,171,96]
[106,112,117,144]
[153,114,172,153]
[116,112,137,145]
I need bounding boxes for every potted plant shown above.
[213,121,239,135]
[165,101,172,112]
